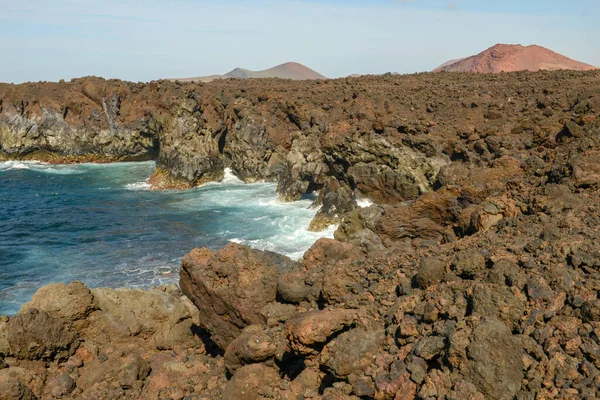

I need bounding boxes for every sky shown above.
[0,0,598,83]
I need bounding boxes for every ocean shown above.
[0,161,335,315]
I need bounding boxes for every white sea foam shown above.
[222,167,244,185]
[0,160,83,175]
[125,181,152,191]
[357,198,374,208]
[0,160,41,171]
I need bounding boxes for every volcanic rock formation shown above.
[434,43,597,73]
[1,70,600,398]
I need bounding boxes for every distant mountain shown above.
[173,62,326,82]
[433,44,597,73]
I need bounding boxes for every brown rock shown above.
[319,329,383,378]
[76,350,150,392]
[277,270,319,304]
[451,250,486,280]
[571,151,600,187]
[180,243,297,348]
[222,364,281,400]
[286,309,358,354]
[48,374,76,398]
[0,368,37,400]
[463,318,523,400]
[581,299,600,323]
[19,281,97,323]
[8,309,79,361]
[414,257,446,289]
[88,285,199,349]
[375,371,417,400]
[303,239,365,268]
[224,325,283,374]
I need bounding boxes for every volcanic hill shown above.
[434,43,597,73]
[173,62,326,82]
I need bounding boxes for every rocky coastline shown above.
[1,70,600,399]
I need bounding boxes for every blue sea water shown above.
[0,161,335,315]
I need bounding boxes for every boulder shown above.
[224,325,284,374]
[470,284,526,330]
[286,309,358,354]
[180,243,297,348]
[19,281,97,323]
[581,299,600,323]
[571,151,600,187]
[451,250,487,280]
[303,239,365,269]
[319,329,382,378]
[222,364,281,400]
[0,368,37,400]
[8,309,79,361]
[76,350,151,392]
[462,318,523,400]
[0,317,10,356]
[413,336,446,361]
[414,257,447,289]
[309,177,357,232]
[88,285,199,349]
[277,270,320,304]
[47,374,76,398]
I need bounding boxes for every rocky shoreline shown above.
[1,70,600,399]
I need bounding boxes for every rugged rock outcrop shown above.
[0,283,226,399]
[180,243,297,348]
[2,69,600,398]
[6,70,598,230]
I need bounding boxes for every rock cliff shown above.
[2,70,600,398]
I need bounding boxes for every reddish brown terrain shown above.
[1,70,600,398]
[173,61,327,82]
[434,44,597,73]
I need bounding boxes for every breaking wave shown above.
[0,161,334,314]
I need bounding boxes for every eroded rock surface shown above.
[2,70,600,398]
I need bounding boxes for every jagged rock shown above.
[277,270,321,304]
[180,243,297,348]
[451,250,486,280]
[571,151,600,188]
[560,120,584,139]
[302,238,365,269]
[19,281,96,323]
[309,177,357,231]
[286,309,358,354]
[277,133,328,201]
[88,285,199,349]
[287,368,323,399]
[2,69,600,400]
[414,257,447,289]
[0,317,10,356]
[581,300,600,322]
[7,309,79,361]
[319,329,383,378]
[222,364,281,400]
[76,351,151,392]
[413,336,446,360]
[0,368,37,400]
[470,284,526,330]
[353,378,376,397]
[47,374,76,398]
[224,325,284,374]
[260,302,298,326]
[461,318,524,400]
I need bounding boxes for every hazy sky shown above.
[1,0,599,83]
